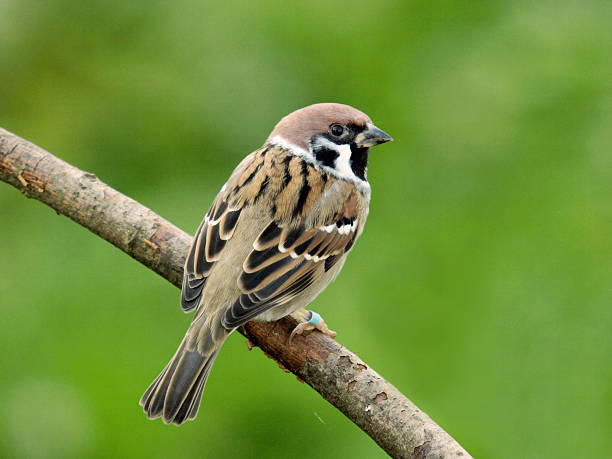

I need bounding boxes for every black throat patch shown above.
[349,144,369,180]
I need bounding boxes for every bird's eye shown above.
[329,124,344,137]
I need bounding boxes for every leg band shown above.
[307,310,322,326]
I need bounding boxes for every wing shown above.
[181,146,270,312]
[221,213,359,329]
[181,192,242,312]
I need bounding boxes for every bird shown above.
[140,103,392,424]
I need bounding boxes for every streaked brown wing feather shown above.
[180,147,273,312]
[221,216,358,329]
[181,193,242,312]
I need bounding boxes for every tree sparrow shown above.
[140,103,392,424]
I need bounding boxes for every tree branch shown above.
[0,127,470,458]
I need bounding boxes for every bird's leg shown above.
[289,309,336,342]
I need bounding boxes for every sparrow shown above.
[140,103,392,424]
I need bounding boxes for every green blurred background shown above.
[1,0,610,457]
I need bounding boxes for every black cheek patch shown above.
[312,145,340,168]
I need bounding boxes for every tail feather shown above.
[163,349,206,421]
[143,345,184,418]
[173,352,218,424]
[140,333,223,425]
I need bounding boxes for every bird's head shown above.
[267,103,392,184]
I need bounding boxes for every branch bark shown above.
[0,127,470,459]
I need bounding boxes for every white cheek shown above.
[333,144,355,179]
[311,137,361,183]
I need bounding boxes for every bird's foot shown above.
[290,310,336,343]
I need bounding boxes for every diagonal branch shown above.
[0,127,470,459]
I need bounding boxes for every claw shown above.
[289,310,336,343]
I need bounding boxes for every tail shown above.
[140,323,228,425]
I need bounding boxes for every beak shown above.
[354,123,393,148]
